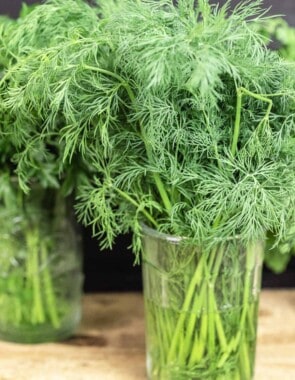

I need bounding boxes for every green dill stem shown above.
[157,307,169,366]
[25,231,34,319]
[247,302,255,338]
[167,251,205,362]
[231,87,273,157]
[154,304,165,368]
[82,64,173,214]
[169,243,229,368]
[208,274,227,361]
[188,294,208,366]
[218,243,257,370]
[82,65,129,90]
[163,308,174,346]
[32,234,45,324]
[114,187,159,229]
[212,294,228,351]
[159,312,169,354]
[207,286,216,358]
[179,283,205,363]
[188,247,228,367]
[210,249,228,352]
[182,245,226,362]
[41,241,60,328]
[241,87,273,123]
[26,228,45,324]
[186,287,206,365]
[142,159,172,215]
[231,88,243,157]
[180,251,215,364]
[240,340,252,380]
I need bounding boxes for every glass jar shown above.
[0,183,83,343]
[142,225,264,380]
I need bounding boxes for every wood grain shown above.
[0,290,294,380]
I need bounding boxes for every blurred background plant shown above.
[0,4,85,341]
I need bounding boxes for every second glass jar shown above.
[0,183,83,343]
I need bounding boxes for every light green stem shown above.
[167,252,206,362]
[114,187,159,228]
[179,283,206,363]
[218,243,257,370]
[26,228,45,324]
[41,241,60,328]
[188,294,208,366]
[232,88,243,157]
[231,87,273,156]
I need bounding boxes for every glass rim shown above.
[141,223,183,243]
[141,223,264,245]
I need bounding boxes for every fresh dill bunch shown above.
[2,0,295,255]
[78,0,295,252]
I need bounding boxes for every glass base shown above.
[147,371,255,380]
[147,360,255,380]
[0,308,81,344]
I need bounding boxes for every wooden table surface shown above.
[0,290,294,380]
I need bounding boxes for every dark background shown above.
[1,0,294,291]
[1,0,295,22]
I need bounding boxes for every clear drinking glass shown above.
[142,224,264,380]
[0,185,83,343]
